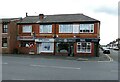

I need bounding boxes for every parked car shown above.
[103,48,110,54]
[113,46,119,50]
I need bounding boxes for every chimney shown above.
[39,14,44,20]
[26,12,28,17]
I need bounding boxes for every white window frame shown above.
[40,25,52,33]
[22,25,32,33]
[77,42,91,53]
[59,24,73,33]
[3,24,8,33]
[73,24,79,33]
[80,24,94,33]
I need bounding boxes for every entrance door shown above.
[94,43,99,57]
[37,43,42,54]
[68,43,74,56]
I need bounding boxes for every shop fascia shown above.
[35,38,54,42]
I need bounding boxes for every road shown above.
[109,49,119,62]
[2,54,118,80]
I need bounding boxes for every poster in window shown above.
[41,43,54,52]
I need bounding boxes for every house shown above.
[17,13,100,57]
[0,20,2,54]
[107,38,120,50]
[0,18,20,54]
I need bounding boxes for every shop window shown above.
[20,41,34,47]
[40,43,54,52]
[2,38,7,47]
[80,24,94,33]
[77,42,91,53]
[56,43,69,53]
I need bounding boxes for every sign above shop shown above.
[76,38,100,42]
[35,38,54,42]
[17,36,35,41]
[55,38,75,42]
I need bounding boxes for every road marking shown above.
[30,64,80,70]
[111,70,118,73]
[1,62,8,65]
[97,61,111,62]
[104,54,113,62]
[11,78,25,80]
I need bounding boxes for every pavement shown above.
[2,49,110,62]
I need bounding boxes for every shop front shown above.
[35,38,54,54]
[55,38,75,56]
[55,38,100,57]
[17,36,35,54]
[76,38,100,57]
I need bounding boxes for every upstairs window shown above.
[80,24,94,33]
[2,24,8,33]
[22,25,32,33]
[40,25,52,33]
[59,24,73,33]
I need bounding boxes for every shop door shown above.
[68,43,74,56]
[94,43,99,57]
[37,43,42,54]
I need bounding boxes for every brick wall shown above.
[0,23,2,54]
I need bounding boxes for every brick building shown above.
[0,20,2,54]
[0,18,20,54]
[17,14,100,57]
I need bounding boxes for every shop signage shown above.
[55,38,75,42]
[17,36,35,41]
[80,39,85,42]
[35,38,54,42]
[76,38,100,42]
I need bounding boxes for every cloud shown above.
[94,6,118,16]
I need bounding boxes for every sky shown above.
[0,0,119,45]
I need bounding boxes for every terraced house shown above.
[17,13,100,57]
[0,18,20,54]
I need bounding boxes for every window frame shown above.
[77,42,91,53]
[22,25,32,33]
[59,24,73,33]
[2,24,8,33]
[80,24,94,33]
[2,38,8,48]
[41,43,54,52]
[39,24,52,33]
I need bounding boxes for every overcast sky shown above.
[0,0,119,45]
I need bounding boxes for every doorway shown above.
[56,42,74,56]
[68,43,74,56]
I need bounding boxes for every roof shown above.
[18,14,100,24]
[0,18,21,23]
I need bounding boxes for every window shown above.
[20,41,34,47]
[41,43,54,52]
[80,24,94,33]
[73,24,79,33]
[56,43,69,53]
[2,38,7,47]
[40,25,52,33]
[2,24,8,33]
[23,25,32,33]
[59,24,73,33]
[77,42,91,53]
